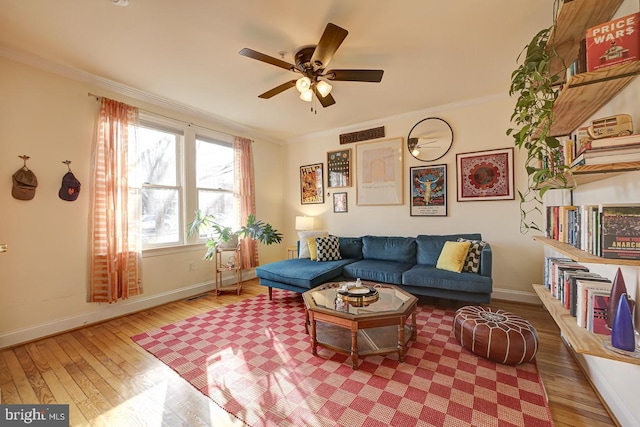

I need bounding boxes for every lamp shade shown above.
[316,80,332,97]
[295,77,311,93]
[299,89,313,102]
[295,216,314,231]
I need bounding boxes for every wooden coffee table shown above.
[302,282,418,369]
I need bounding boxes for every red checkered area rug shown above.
[131,293,554,427]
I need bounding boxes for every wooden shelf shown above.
[533,0,640,138]
[549,61,640,137]
[533,236,640,266]
[536,162,640,188]
[533,284,640,365]
[570,161,640,184]
[548,0,623,78]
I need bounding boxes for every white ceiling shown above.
[0,0,553,142]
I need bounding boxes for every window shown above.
[135,124,182,246]
[196,136,235,234]
[131,116,236,249]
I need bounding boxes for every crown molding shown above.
[0,45,283,145]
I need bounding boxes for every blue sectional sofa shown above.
[256,234,493,303]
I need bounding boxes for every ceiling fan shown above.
[239,23,384,108]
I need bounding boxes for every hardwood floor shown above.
[0,279,615,426]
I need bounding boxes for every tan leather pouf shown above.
[454,305,539,365]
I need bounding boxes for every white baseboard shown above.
[0,271,256,350]
[491,287,542,305]
[571,348,636,426]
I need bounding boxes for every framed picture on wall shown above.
[355,137,404,205]
[410,164,447,216]
[333,192,348,213]
[327,149,351,188]
[456,147,514,201]
[300,163,324,204]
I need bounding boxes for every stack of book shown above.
[570,133,640,167]
[545,203,640,260]
[544,257,612,335]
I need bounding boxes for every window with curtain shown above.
[89,102,256,302]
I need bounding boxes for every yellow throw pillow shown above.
[436,241,471,273]
[307,237,319,261]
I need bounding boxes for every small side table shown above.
[214,244,242,295]
[287,246,298,259]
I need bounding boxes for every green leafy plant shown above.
[187,210,283,260]
[507,22,574,233]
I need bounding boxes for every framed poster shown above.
[327,148,351,188]
[333,192,348,213]
[300,163,324,204]
[410,164,447,216]
[355,137,404,206]
[456,147,514,201]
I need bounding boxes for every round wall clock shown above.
[407,117,454,162]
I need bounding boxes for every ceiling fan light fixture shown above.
[316,80,332,97]
[299,89,313,102]
[295,77,311,93]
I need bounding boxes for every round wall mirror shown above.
[407,117,454,162]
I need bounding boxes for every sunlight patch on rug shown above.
[132,293,554,427]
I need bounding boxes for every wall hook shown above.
[62,160,72,171]
[18,155,30,169]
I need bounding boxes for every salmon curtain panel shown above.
[88,98,142,303]
[234,136,259,268]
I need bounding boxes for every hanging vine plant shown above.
[507,13,574,234]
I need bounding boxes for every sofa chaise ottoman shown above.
[256,234,492,303]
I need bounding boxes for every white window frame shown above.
[134,113,237,252]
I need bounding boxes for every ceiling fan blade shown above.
[326,69,384,82]
[258,80,297,99]
[313,86,336,108]
[310,23,348,71]
[239,48,295,71]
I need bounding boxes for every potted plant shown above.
[187,209,283,260]
[507,21,573,233]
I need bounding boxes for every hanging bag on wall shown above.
[11,156,38,201]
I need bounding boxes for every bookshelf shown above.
[534,0,640,139]
[570,162,640,185]
[534,236,640,266]
[533,284,640,365]
[548,0,623,78]
[548,61,640,137]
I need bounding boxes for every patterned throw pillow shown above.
[297,231,328,259]
[316,236,342,262]
[457,238,487,273]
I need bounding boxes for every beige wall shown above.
[0,56,285,347]
[284,95,543,301]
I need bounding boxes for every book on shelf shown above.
[567,273,610,316]
[570,144,640,167]
[556,263,589,304]
[586,12,640,72]
[574,126,593,157]
[587,289,611,336]
[600,204,640,260]
[544,257,571,290]
[587,133,640,150]
[576,279,612,328]
[546,205,580,246]
[546,258,577,296]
